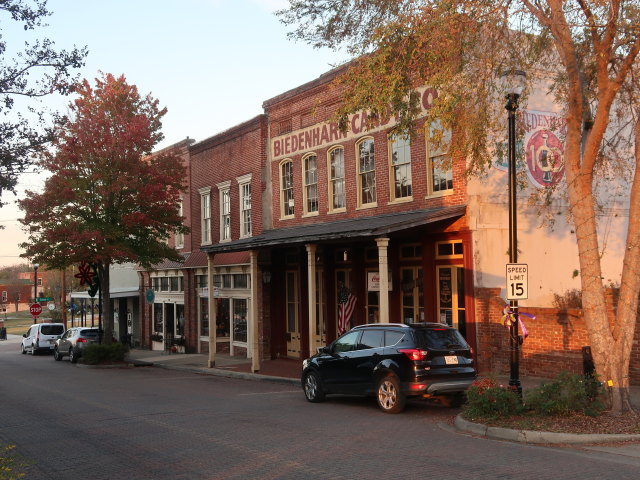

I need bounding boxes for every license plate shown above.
[49,340,55,344]
[444,355,458,365]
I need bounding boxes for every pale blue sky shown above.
[0,0,346,266]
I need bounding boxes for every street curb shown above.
[455,414,640,444]
[75,362,135,369]
[143,361,300,386]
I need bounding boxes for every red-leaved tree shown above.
[19,73,188,343]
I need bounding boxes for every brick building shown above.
[139,67,638,384]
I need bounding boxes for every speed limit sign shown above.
[506,263,528,300]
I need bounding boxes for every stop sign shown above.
[30,303,43,317]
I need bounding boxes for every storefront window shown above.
[176,304,185,336]
[200,297,209,336]
[233,274,248,289]
[153,303,163,333]
[216,298,230,337]
[233,298,248,343]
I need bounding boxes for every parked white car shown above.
[21,323,65,355]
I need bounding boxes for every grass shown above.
[1,310,58,335]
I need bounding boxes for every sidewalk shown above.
[124,348,301,384]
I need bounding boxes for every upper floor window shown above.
[389,135,412,200]
[281,159,295,218]
[357,138,376,206]
[427,122,453,195]
[217,181,231,242]
[175,198,184,249]
[303,154,318,215]
[237,174,252,238]
[199,187,211,245]
[328,147,346,212]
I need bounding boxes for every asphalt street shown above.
[1,336,640,480]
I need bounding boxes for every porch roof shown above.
[201,204,466,254]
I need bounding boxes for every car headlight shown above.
[302,359,309,370]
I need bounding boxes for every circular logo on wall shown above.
[525,129,565,188]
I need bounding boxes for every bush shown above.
[0,444,25,479]
[463,377,524,419]
[524,371,605,417]
[81,343,129,365]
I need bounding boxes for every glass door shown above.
[286,271,300,356]
[400,267,424,323]
[436,266,465,333]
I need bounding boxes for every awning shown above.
[70,287,138,300]
[201,205,466,254]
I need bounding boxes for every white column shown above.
[306,244,317,357]
[250,250,260,372]
[207,252,217,368]
[376,237,390,323]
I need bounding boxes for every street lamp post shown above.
[503,69,526,396]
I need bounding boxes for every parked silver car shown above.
[54,327,99,363]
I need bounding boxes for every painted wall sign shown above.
[271,87,438,160]
[495,109,566,189]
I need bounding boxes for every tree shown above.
[279,0,640,413]
[0,0,87,205]
[19,73,188,344]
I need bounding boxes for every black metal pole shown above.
[506,92,522,396]
[33,264,38,323]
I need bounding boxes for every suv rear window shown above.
[41,325,64,335]
[80,330,98,337]
[414,328,468,349]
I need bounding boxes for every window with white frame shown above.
[303,154,318,215]
[1,291,6,303]
[217,181,231,242]
[175,198,184,248]
[237,174,252,238]
[281,159,294,217]
[389,134,412,200]
[328,147,346,211]
[199,187,211,244]
[427,122,453,195]
[357,138,376,206]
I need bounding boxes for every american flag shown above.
[338,287,357,335]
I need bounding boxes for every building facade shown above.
[140,68,639,383]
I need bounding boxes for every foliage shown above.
[0,444,26,479]
[81,343,129,365]
[464,377,524,419]
[18,73,188,343]
[278,0,640,414]
[552,288,583,309]
[464,372,605,420]
[525,372,605,417]
[0,0,86,204]
[150,333,163,342]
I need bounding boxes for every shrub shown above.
[81,343,129,365]
[0,444,26,479]
[552,288,582,309]
[463,377,524,419]
[524,371,605,416]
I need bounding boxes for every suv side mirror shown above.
[23,333,27,338]
[317,346,329,355]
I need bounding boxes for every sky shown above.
[0,0,347,267]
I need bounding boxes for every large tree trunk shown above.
[99,263,113,345]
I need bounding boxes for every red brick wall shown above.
[264,77,468,231]
[475,287,640,385]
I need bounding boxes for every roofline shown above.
[189,114,266,154]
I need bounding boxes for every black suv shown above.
[301,323,476,413]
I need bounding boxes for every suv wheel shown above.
[21,344,26,354]
[376,375,406,414]
[303,371,325,403]
[53,347,62,361]
[69,348,78,364]
[30,344,37,355]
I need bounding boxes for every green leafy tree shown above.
[0,0,86,205]
[19,73,188,343]
[279,0,640,413]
